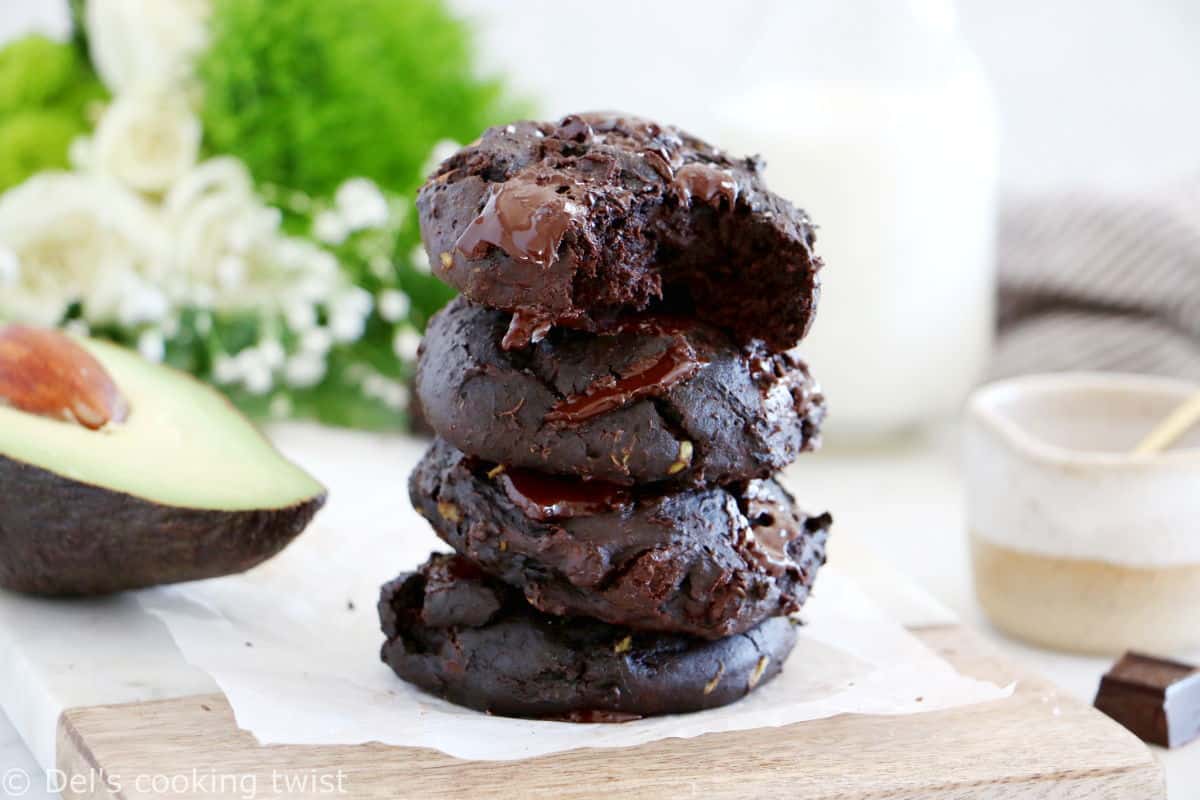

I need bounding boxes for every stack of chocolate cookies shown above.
[379,113,832,719]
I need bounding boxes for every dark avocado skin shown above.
[0,454,326,596]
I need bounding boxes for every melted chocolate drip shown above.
[732,483,805,577]
[500,469,630,521]
[674,162,738,208]
[545,337,703,425]
[454,182,580,268]
[502,309,555,350]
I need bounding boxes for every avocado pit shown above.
[0,325,129,430]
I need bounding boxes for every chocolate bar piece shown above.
[1094,652,1200,748]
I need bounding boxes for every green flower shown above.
[0,110,84,190]
[198,0,523,197]
[0,35,79,115]
[0,35,105,192]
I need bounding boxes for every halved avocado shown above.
[0,326,326,595]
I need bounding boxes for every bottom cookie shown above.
[379,553,798,719]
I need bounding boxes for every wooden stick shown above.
[1132,390,1200,455]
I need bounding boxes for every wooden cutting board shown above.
[55,624,1163,800]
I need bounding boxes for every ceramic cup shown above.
[965,372,1200,655]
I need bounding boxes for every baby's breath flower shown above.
[313,209,348,245]
[285,352,326,388]
[116,282,169,326]
[392,327,422,361]
[377,289,410,322]
[409,244,430,274]
[284,300,317,332]
[300,327,333,355]
[258,339,286,369]
[213,354,239,384]
[368,254,393,280]
[423,139,461,175]
[334,178,389,231]
[331,311,366,343]
[137,328,165,362]
[243,364,273,395]
[0,248,19,287]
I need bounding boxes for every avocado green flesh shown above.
[0,338,324,511]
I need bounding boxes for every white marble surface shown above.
[0,713,55,800]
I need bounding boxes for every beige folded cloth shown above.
[993,180,1200,381]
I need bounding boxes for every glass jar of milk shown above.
[716,0,998,440]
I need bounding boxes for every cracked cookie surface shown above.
[409,438,831,640]
[417,112,822,350]
[379,552,799,718]
[416,296,825,487]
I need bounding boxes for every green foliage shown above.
[198,0,518,198]
[0,35,105,191]
[0,110,82,187]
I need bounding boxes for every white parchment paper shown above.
[137,428,1011,761]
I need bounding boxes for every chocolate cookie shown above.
[379,553,799,718]
[417,297,824,487]
[418,112,822,350]
[410,438,831,640]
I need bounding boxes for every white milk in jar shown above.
[716,1,998,438]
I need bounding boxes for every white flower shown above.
[115,278,169,326]
[300,328,333,355]
[0,248,18,287]
[285,353,326,388]
[92,89,202,193]
[86,0,211,93]
[392,328,423,361]
[330,312,366,343]
[284,300,317,332]
[213,354,239,384]
[163,157,253,222]
[164,158,343,312]
[334,178,390,231]
[329,287,373,343]
[137,328,166,363]
[409,245,431,274]
[258,339,286,369]
[243,364,273,396]
[69,137,93,171]
[423,139,461,175]
[0,173,168,326]
[313,210,349,245]
[215,255,245,290]
[377,289,410,322]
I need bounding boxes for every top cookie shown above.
[418,112,822,350]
